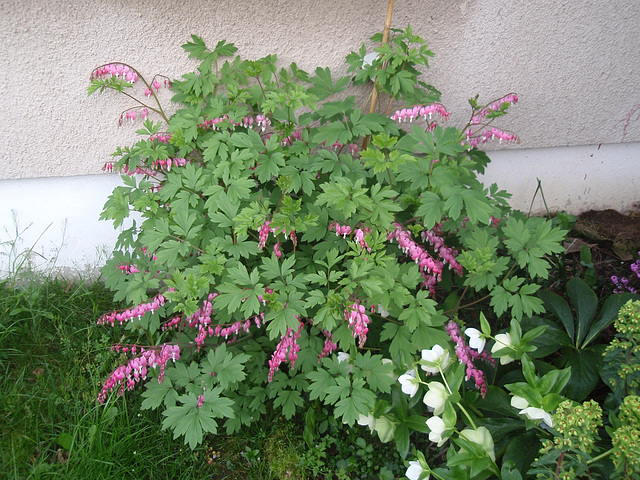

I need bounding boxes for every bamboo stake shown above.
[362,0,395,150]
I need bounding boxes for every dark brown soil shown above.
[563,209,640,293]
[575,209,640,261]
[574,210,640,262]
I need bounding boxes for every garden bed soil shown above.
[565,208,640,290]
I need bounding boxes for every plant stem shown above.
[439,365,478,430]
[457,403,478,431]
[445,263,517,316]
[554,451,565,480]
[587,447,614,465]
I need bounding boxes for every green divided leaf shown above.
[162,389,235,449]
[201,343,251,389]
[141,376,179,410]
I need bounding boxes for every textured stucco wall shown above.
[1,0,640,180]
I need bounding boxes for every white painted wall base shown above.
[1,142,638,276]
[0,175,129,278]
[482,142,640,214]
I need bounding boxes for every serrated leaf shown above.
[307,367,337,401]
[273,389,304,419]
[202,343,250,389]
[141,376,179,410]
[416,192,444,229]
[354,352,394,393]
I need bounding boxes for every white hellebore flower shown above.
[398,369,420,397]
[405,460,429,480]
[374,415,396,443]
[336,351,353,373]
[460,426,496,462]
[357,413,376,432]
[464,327,486,352]
[337,351,350,363]
[382,358,398,380]
[511,395,553,427]
[491,333,515,365]
[426,416,448,447]
[423,381,449,416]
[421,345,451,374]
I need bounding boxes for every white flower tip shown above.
[510,395,529,410]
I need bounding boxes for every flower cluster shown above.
[329,223,371,252]
[97,343,181,403]
[183,293,264,349]
[460,93,519,148]
[611,395,640,475]
[215,316,262,341]
[446,320,491,397]
[539,399,602,455]
[139,247,157,260]
[257,287,274,306]
[390,103,449,123]
[605,300,640,393]
[199,113,272,132]
[150,157,188,171]
[277,131,358,156]
[329,222,352,238]
[102,162,152,175]
[149,133,171,143]
[344,303,370,347]
[470,93,518,124]
[462,127,519,148]
[90,63,139,83]
[97,291,171,326]
[161,315,183,332]
[184,293,216,349]
[119,108,149,125]
[421,226,463,276]
[257,220,272,249]
[354,227,372,253]
[612,254,640,293]
[268,319,303,381]
[143,78,171,97]
[280,130,303,146]
[387,223,444,295]
[257,220,296,253]
[117,263,140,274]
[321,139,360,156]
[608,299,640,343]
[318,329,338,362]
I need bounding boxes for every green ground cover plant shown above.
[85,24,575,478]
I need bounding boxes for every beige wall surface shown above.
[1,0,639,180]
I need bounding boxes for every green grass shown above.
[0,277,217,479]
[0,276,405,479]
